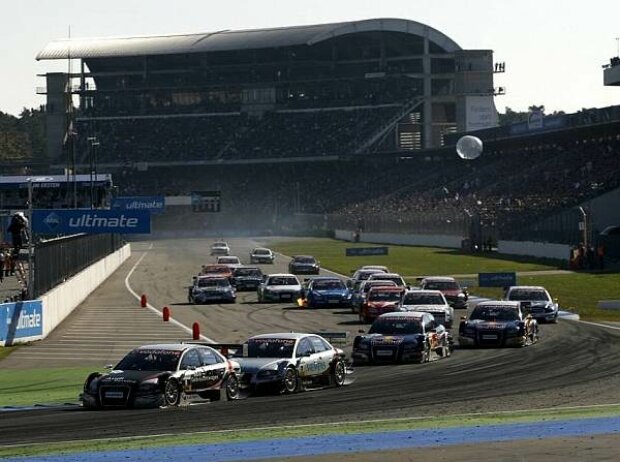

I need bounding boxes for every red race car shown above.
[359,286,405,323]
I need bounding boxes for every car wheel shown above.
[418,344,430,364]
[225,374,240,400]
[331,359,346,387]
[281,367,299,394]
[163,378,181,406]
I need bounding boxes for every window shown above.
[296,338,314,357]
[180,349,202,370]
[309,336,330,353]
[198,348,222,366]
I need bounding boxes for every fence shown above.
[33,233,124,297]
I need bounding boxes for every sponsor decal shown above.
[111,196,165,214]
[345,247,389,257]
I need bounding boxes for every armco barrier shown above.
[497,240,570,261]
[38,243,131,338]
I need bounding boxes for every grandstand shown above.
[37,18,498,164]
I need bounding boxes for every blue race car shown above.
[302,277,352,308]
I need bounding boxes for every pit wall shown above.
[39,243,131,338]
[335,229,570,261]
[334,229,465,248]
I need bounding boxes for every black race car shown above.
[231,266,265,291]
[288,255,320,275]
[458,301,538,347]
[81,344,241,409]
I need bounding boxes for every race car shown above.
[227,333,349,394]
[231,266,264,291]
[288,255,320,275]
[504,285,559,323]
[210,241,230,256]
[359,265,390,273]
[250,247,275,264]
[257,273,303,303]
[399,289,455,328]
[301,277,352,308]
[216,255,242,270]
[351,279,398,313]
[458,301,538,347]
[359,285,405,323]
[419,276,468,309]
[188,275,236,304]
[81,343,240,409]
[352,312,452,364]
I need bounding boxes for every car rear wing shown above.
[312,331,348,345]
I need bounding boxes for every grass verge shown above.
[270,238,620,321]
[0,367,96,407]
[2,404,620,458]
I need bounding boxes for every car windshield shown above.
[268,277,298,286]
[402,293,444,305]
[115,349,181,371]
[369,319,422,335]
[198,278,229,288]
[368,290,401,302]
[219,257,239,264]
[424,280,459,290]
[364,282,396,293]
[508,289,550,302]
[356,270,381,281]
[235,268,262,277]
[470,306,519,321]
[244,338,295,358]
[295,257,315,264]
[254,249,270,255]
[313,280,345,290]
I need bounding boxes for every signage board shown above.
[0,300,43,345]
[111,196,165,214]
[478,272,517,288]
[191,191,221,213]
[345,247,389,257]
[32,209,151,234]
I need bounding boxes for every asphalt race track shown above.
[2,238,620,446]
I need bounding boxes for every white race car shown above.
[399,289,455,328]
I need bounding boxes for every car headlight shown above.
[138,377,159,391]
[257,369,280,378]
[457,293,466,299]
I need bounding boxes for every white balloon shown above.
[456,135,483,160]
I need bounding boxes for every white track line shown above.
[124,243,214,343]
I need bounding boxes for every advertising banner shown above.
[0,300,43,345]
[345,247,389,256]
[111,196,165,214]
[32,209,151,234]
[478,272,517,288]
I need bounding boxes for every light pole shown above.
[87,137,99,208]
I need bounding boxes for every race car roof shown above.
[475,301,521,309]
[134,343,194,352]
[377,312,425,320]
[422,276,457,282]
[248,333,309,341]
[37,18,461,60]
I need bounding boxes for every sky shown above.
[0,0,619,117]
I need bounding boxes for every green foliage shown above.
[270,238,619,321]
[0,367,94,407]
[0,107,46,161]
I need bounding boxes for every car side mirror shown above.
[104,364,113,370]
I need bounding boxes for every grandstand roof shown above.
[36,18,461,60]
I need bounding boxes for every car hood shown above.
[357,334,419,345]
[194,287,232,293]
[99,370,165,385]
[401,304,449,313]
[367,301,399,308]
[311,289,348,297]
[466,319,519,329]
[265,285,301,292]
[234,357,289,373]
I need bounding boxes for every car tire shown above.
[418,344,430,364]
[331,359,346,387]
[281,367,299,394]
[163,378,181,406]
[225,374,240,400]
